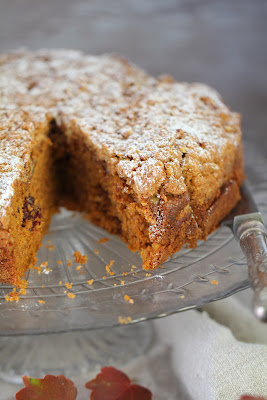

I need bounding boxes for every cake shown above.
[0,49,244,285]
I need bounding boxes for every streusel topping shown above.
[0,49,241,212]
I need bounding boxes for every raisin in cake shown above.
[0,49,244,285]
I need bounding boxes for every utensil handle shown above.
[237,220,267,322]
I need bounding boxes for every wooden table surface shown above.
[0,0,266,152]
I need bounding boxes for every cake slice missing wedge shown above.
[0,109,199,284]
[0,50,244,285]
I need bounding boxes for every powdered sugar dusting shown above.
[0,153,23,213]
[0,49,242,218]
[0,107,48,221]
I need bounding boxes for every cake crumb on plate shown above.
[73,251,87,264]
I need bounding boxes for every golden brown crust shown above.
[196,179,241,238]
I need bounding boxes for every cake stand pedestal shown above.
[0,321,154,384]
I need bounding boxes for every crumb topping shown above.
[0,49,242,220]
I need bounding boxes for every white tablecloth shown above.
[2,288,267,400]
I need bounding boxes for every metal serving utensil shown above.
[223,182,267,321]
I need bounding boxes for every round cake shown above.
[0,49,244,285]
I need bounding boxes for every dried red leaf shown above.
[15,374,77,400]
[115,384,152,400]
[85,366,152,400]
[240,396,267,400]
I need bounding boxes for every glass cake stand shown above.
[0,146,266,383]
